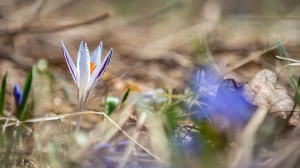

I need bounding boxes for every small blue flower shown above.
[190,65,256,129]
[13,84,23,107]
[189,65,222,121]
[212,79,256,129]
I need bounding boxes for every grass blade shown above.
[16,67,36,121]
[0,72,8,116]
[121,87,131,105]
[275,35,297,90]
[294,77,300,106]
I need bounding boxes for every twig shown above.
[0,11,113,36]
[222,42,285,76]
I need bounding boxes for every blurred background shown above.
[1,0,300,167]
[0,0,300,95]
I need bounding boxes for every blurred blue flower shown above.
[13,84,23,107]
[115,140,129,152]
[190,65,256,130]
[189,65,222,121]
[90,140,129,168]
[212,79,256,129]
[175,134,203,156]
[190,65,221,97]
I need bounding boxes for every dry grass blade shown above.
[276,55,300,63]
[276,55,300,79]
[0,110,165,163]
[118,112,147,168]
[222,42,285,76]
[228,106,268,168]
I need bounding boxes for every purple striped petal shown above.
[62,41,78,86]
[87,48,113,91]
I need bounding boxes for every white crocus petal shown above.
[77,42,91,91]
[87,48,113,91]
[90,42,102,65]
[77,41,84,71]
[62,41,78,87]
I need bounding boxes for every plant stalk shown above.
[75,90,90,131]
[75,91,84,131]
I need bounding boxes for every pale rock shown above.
[242,69,298,124]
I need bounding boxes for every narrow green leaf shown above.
[105,96,119,115]
[16,67,36,121]
[121,87,131,105]
[275,35,297,90]
[0,71,8,116]
[294,77,300,106]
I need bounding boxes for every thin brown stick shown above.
[222,42,285,76]
[0,11,113,36]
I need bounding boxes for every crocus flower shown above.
[62,41,113,130]
[13,84,23,107]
